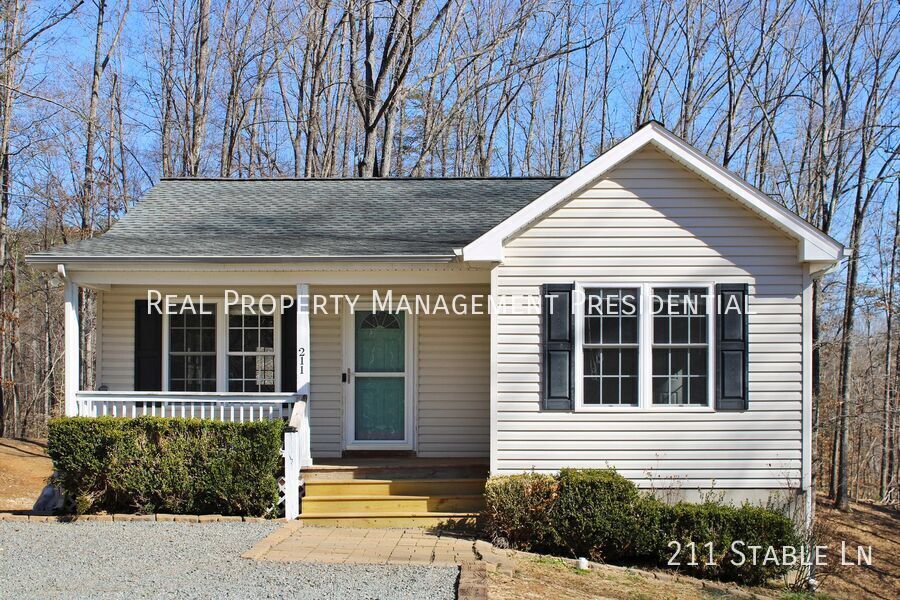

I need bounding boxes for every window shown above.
[228,306,276,392]
[582,287,639,405]
[575,283,713,409]
[651,287,709,405]
[161,298,283,393]
[168,308,216,391]
[360,312,401,330]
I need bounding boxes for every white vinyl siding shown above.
[309,308,343,456]
[97,289,138,392]
[417,307,490,457]
[493,146,804,490]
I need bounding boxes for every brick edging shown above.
[457,562,488,600]
[0,512,275,523]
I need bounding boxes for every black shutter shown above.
[134,300,162,391]
[281,302,297,393]
[541,283,575,410]
[716,283,749,411]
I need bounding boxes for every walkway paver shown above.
[244,522,514,570]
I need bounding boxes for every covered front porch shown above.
[60,266,492,465]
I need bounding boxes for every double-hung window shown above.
[577,284,712,408]
[163,299,281,392]
[168,306,217,391]
[582,287,640,406]
[651,287,710,406]
[228,305,277,392]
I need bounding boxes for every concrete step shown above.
[303,478,486,498]
[301,494,485,514]
[299,511,479,529]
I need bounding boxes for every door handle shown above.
[342,368,352,383]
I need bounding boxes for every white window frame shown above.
[574,282,715,412]
[226,301,282,393]
[161,296,282,393]
[647,283,715,410]
[574,283,644,410]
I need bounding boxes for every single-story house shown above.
[27,122,843,524]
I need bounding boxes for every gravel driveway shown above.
[0,521,458,599]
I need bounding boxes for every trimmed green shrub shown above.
[482,473,557,550]
[48,416,285,517]
[658,501,802,585]
[552,468,661,562]
[481,468,802,586]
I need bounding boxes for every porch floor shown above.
[303,457,488,481]
[306,457,488,469]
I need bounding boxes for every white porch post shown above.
[296,283,312,466]
[63,278,80,416]
[283,427,301,520]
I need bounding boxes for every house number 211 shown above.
[297,347,306,375]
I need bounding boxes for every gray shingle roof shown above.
[29,178,563,262]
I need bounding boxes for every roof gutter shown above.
[25,253,458,267]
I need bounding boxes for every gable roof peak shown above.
[462,124,843,266]
[637,119,666,130]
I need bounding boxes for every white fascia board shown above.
[26,253,457,266]
[63,266,492,286]
[801,238,843,263]
[463,122,844,266]
[648,126,843,262]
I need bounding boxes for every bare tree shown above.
[834,0,899,510]
[880,185,898,500]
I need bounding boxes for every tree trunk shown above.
[883,187,899,499]
[836,207,862,511]
[83,0,107,232]
[188,0,211,176]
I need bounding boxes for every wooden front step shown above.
[299,464,487,527]
[299,512,479,529]
[302,494,484,514]
[304,478,486,497]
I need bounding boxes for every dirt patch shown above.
[487,556,779,600]
[815,496,899,600]
[0,438,52,511]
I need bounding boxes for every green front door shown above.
[353,311,406,442]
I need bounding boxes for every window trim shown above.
[574,284,643,409]
[160,296,282,393]
[649,284,714,409]
[226,302,281,393]
[574,282,716,412]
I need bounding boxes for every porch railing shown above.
[74,390,311,520]
[74,391,298,422]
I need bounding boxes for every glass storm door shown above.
[352,311,407,443]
